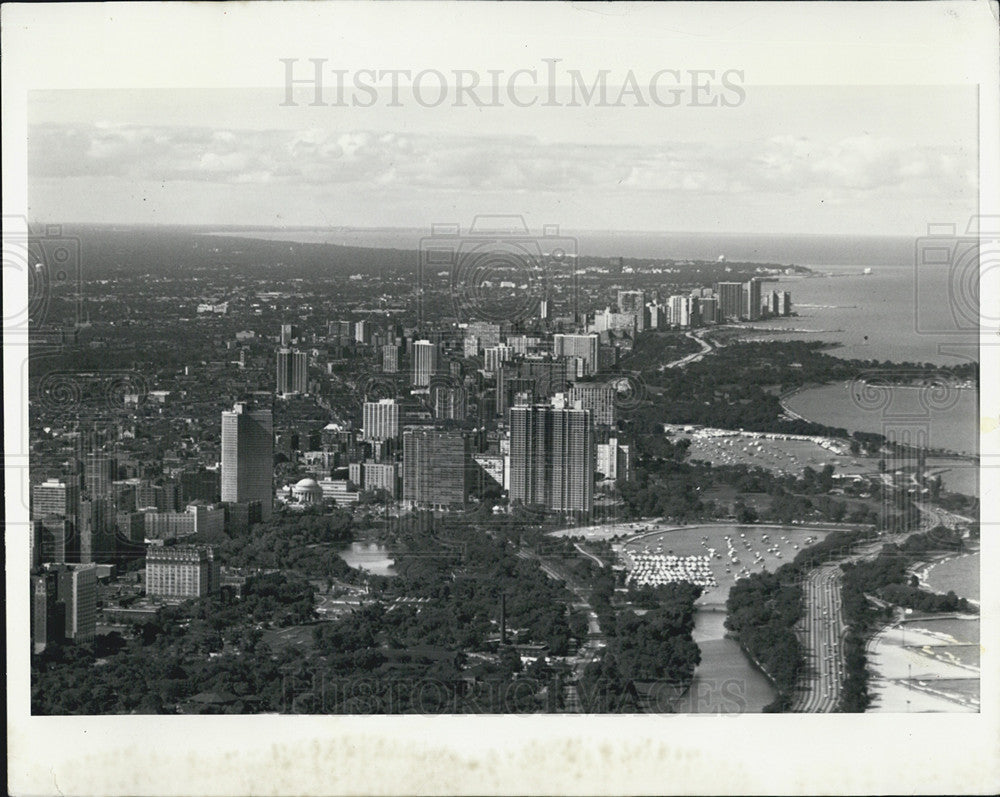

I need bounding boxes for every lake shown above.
[923,552,980,602]
[340,542,396,576]
[783,381,978,456]
[748,263,978,366]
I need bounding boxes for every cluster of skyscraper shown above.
[30,272,788,651]
[592,281,792,333]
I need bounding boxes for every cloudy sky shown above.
[28,85,977,235]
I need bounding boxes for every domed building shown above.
[291,477,323,505]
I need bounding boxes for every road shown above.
[573,542,606,569]
[792,501,965,711]
[794,562,846,712]
[520,548,605,712]
[659,329,714,370]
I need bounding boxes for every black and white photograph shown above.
[4,2,999,794]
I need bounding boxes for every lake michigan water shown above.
[923,553,980,603]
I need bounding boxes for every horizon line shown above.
[25,221,922,239]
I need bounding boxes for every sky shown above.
[27,84,978,236]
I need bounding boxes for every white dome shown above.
[294,478,320,489]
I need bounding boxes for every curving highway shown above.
[792,502,963,711]
[659,329,714,371]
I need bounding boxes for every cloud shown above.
[28,122,975,202]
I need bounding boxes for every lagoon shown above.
[340,541,396,576]
[684,611,777,714]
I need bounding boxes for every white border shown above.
[4,2,999,794]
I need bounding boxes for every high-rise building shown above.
[32,478,79,521]
[431,385,467,421]
[280,324,297,346]
[382,343,401,373]
[363,398,400,441]
[508,405,594,513]
[145,545,220,599]
[348,462,364,488]
[516,357,576,401]
[596,437,631,482]
[466,322,501,349]
[36,517,72,564]
[32,479,80,563]
[567,382,616,427]
[57,563,98,640]
[714,282,743,321]
[31,569,65,653]
[363,461,399,498]
[591,308,637,334]
[743,278,762,321]
[83,453,116,498]
[114,510,146,548]
[221,403,274,520]
[135,481,182,512]
[143,504,226,541]
[483,344,512,375]
[669,295,690,328]
[276,348,308,395]
[111,480,137,513]
[699,296,719,325]
[78,497,116,563]
[354,320,370,344]
[31,563,98,651]
[779,291,792,317]
[617,290,645,315]
[402,429,470,509]
[553,333,599,375]
[412,340,438,386]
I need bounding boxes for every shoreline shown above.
[865,617,980,713]
[865,548,980,713]
[914,548,981,607]
[781,379,979,457]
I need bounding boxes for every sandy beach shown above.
[866,622,979,713]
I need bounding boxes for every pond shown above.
[339,541,396,576]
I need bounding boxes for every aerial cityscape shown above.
[13,51,983,721]
[25,216,980,715]
[8,4,1000,796]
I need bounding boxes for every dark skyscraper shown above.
[402,429,469,509]
[744,278,762,321]
[276,348,308,395]
[221,403,274,520]
[508,405,593,513]
[714,281,743,321]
